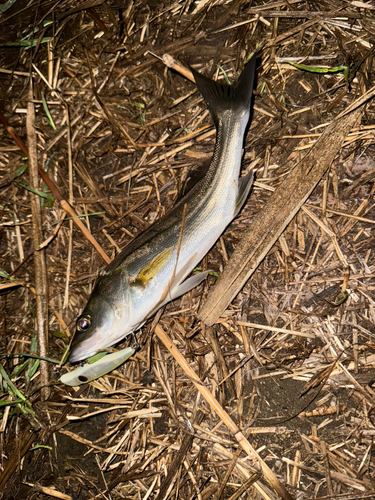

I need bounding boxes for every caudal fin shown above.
[191,56,257,125]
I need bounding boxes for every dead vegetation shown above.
[0,0,375,499]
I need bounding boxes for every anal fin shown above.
[235,169,254,216]
[169,271,209,302]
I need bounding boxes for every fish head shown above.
[69,267,133,363]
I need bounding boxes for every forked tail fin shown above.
[191,56,257,126]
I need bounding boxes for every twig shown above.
[63,106,73,309]
[161,54,194,82]
[214,439,244,500]
[335,85,375,120]
[227,472,263,500]
[59,429,129,455]
[321,441,333,495]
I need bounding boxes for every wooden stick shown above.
[162,54,194,82]
[154,324,294,500]
[198,106,364,326]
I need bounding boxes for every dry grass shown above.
[0,1,375,499]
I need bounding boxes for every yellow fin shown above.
[131,247,173,287]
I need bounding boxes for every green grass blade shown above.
[41,92,56,130]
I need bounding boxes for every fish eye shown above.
[77,315,91,332]
[78,375,88,382]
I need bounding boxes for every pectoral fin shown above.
[156,272,209,312]
[235,169,254,216]
[170,252,198,289]
[169,271,209,301]
[131,247,173,287]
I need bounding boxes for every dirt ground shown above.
[0,1,375,499]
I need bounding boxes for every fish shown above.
[69,57,257,364]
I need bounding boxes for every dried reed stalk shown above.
[26,84,50,398]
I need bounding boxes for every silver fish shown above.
[69,58,256,363]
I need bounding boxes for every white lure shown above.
[60,347,136,386]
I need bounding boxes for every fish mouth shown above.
[69,324,125,363]
[69,338,102,363]
[69,347,90,364]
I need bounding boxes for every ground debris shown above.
[0,1,375,499]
